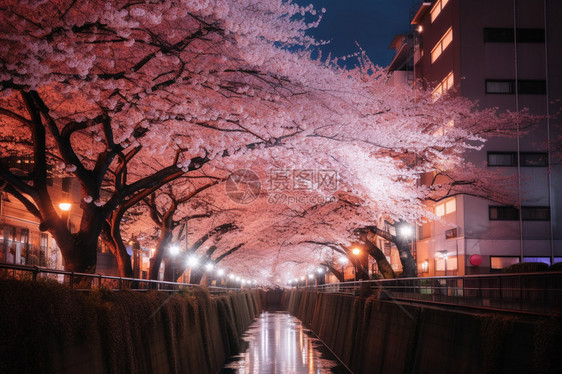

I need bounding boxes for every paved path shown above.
[220,311,351,374]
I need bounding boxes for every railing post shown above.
[69,272,74,288]
[32,266,38,281]
[98,274,102,288]
[118,277,122,290]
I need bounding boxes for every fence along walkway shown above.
[303,271,562,315]
[0,263,247,293]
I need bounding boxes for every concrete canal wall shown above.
[283,290,562,374]
[0,279,262,374]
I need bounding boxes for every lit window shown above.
[432,71,454,101]
[445,199,456,214]
[430,0,449,23]
[435,198,456,217]
[523,257,551,265]
[431,27,453,63]
[491,256,519,270]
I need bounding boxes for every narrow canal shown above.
[220,311,351,374]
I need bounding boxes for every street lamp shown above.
[59,202,71,231]
[169,245,180,256]
[58,202,71,211]
[187,255,200,268]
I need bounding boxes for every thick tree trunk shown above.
[189,269,205,284]
[395,239,418,277]
[362,237,396,279]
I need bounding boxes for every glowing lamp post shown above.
[59,202,71,230]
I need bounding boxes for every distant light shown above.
[187,255,199,267]
[300,276,305,281]
[308,274,314,279]
[417,25,423,33]
[317,267,325,274]
[352,248,360,255]
[235,276,241,281]
[169,245,180,256]
[339,257,348,265]
[229,274,235,279]
[205,262,214,271]
[217,269,225,277]
[59,202,71,211]
[399,225,413,238]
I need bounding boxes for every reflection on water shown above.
[221,311,349,374]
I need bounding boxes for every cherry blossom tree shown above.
[0,0,537,280]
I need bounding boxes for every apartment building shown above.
[388,0,561,275]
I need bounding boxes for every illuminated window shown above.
[432,71,454,101]
[430,0,449,23]
[445,199,456,214]
[435,198,456,217]
[431,27,453,63]
[491,256,519,270]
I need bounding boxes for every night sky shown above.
[298,0,418,67]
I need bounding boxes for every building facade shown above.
[388,0,562,276]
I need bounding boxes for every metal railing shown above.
[300,272,562,315]
[0,263,245,294]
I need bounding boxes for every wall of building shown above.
[283,289,562,374]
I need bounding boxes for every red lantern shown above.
[469,254,482,266]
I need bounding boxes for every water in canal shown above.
[220,311,351,374]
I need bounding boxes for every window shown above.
[518,80,546,95]
[517,29,545,43]
[484,28,544,43]
[486,79,515,94]
[432,71,454,101]
[520,152,548,167]
[488,152,548,167]
[430,0,449,23]
[486,79,546,95]
[521,206,550,221]
[488,152,517,166]
[431,27,453,63]
[484,28,514,42]
[489,206,519,220]
[491,256,519,270]
[523,257,551,265]
[435,198,456,217]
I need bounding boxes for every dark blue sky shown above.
[298,0,417,67]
